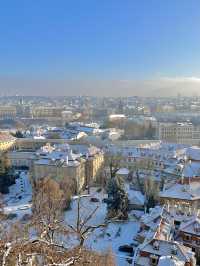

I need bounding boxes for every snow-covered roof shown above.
[186,146,200,161]
[158,256,185,266]
[33,136,46,139]
[71,144,102,157]
[141,206,164,225]
[116,168,129,175]
[35,147,82,167]
[109,114,126,119]
[35,158,80,167]
[128,190,145,205]
[179,217,200,236]
[137,240,193,264]
[182,161,200,177]
[160,182,200,201]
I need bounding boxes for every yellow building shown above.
[33,157,86,192]
[0,106,17,120]
[85,150,104,185]
[0,132,16,151]
[31,107,65,119]
[32,144,104,192]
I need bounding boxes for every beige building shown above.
[84,148,104,184]
[157,122,200,144]
[0,106,17,120]
[31,106,65,119]
[14,138,65,151]
[31,144,104,192]
[8,150,34,168]
[33,156,86,192]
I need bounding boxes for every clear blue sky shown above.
[0,0,200,80]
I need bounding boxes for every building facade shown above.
[177,218,200,259]
[0,106,17,120]
[157,122,200,144]
[31,143,104,192]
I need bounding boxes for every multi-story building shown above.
[31,143,104,192]
[71,144,104,185]
[31,106,65,119]
[159,178,200,225]
[33,154,86,192]
[157,122,200,144]
[0,106,17,120]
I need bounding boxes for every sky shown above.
[0,0,200,96]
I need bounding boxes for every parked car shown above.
[90,197,99,203]
[118,245,133,253]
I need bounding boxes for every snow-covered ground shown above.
[3,171,32,219]
[64,188,140,266]
[2,173,140,265]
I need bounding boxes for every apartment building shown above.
[31,143,104,192]
[0,106,17,120]
[157,122,200,144]
[31,106,65,119]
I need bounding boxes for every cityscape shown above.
[1,95,200,265]
[1,1,200,266]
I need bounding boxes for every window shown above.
[185,235,191,241]
[150,256,158,266]
[174,220,181,226]
[192,247,196,253]
[151,258,157,264]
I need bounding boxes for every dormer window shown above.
[150,255,159,265]
[153,241,159,250]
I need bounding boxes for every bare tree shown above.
[32,177,66,244]
[0,177,116,266]
[66,195,107,246]
[0,240,116,266]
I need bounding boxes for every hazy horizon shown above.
[0,1,200,97]
[0,76,200,97]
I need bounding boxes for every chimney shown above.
[181,173,184,184]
